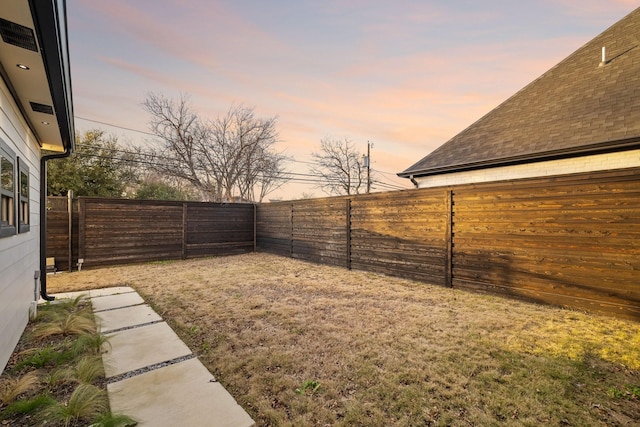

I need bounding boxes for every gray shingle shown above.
[400,7,640,177]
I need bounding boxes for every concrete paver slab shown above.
[103,322,192,378]
[96,304,162,334]
[91,292,145,312]
[89,287,135,297]
[108,358,254,427]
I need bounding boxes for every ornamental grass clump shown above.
[0,296,136,426]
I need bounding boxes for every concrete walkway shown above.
[49,287,255,427]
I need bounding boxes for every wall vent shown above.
[30,102,54,115]
[0,18,38,52]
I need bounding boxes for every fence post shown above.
[290,203,294,257]
[253,204,257,252]
[77,198,85,267]
[182,203,187,259]
[346,198,352,270]
[67,191,73,272]
[445,189,453,288]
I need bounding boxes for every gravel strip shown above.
[93,302,144,313]
[101,319,164,334]
[106,354,198,384]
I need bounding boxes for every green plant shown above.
[296,380,321,395]
[45,367,76,388]
[0,394,55,420]
[74,332,111,355]
[75,356,105,384]
[38,294,89,319]
[0,371,39,406]
[608,384,640,399]
[56,294,90,312]
[33,309,96,339]
[15,345,74,370]
[89,411,138,427]
[47,384,109,426]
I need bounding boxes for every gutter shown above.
[398,136,640,180]
[409,175,418,188]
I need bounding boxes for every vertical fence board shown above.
[445,190,453,288]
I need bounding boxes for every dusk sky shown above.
[68,0,637,200]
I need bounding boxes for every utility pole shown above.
[364,141,372,193]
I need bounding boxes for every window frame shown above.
[18,157,29,233]
[0,139,17,238]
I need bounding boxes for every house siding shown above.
[414,150,640,188]
[0,78,42,373]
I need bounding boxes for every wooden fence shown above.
[46,196,78,272]
[257,168,640,320]
[47,168,640,319]
[46,198,254,270]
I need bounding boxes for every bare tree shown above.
[201,106,286,202]
[143,94,288,202]
[310,137,365,196]
[143,93,216,200]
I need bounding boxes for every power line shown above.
[75,116,158,137]
[371,180,408,191]
[69,150,353,187]
[72,139,409,192]
[75,117,405,176]
[372,168,401,178]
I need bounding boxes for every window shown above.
[18,158,29,233]
[0,140,16,238]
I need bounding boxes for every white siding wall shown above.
[415,150,640,188]
[0,78,42,373]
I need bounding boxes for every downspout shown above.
[409,175,419,188]
[39,150,72,301]
[30,0,75,301]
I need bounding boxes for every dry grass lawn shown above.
[49,253,640,426]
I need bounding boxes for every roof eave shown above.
[29,0,74,153]
[398,137,640,179]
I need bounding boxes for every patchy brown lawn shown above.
[49,253,640,426]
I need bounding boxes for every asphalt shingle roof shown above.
[400,7,640,178]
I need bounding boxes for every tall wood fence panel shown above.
[78,199,184,268]
[350,189,449,283]
[46,196,78,272]
[291,197,349,267]
[451,170,640,319]
[184,203,255,258]
[256,202,292,256]
[46,198,255,269]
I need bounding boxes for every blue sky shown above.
[68,0,638,199]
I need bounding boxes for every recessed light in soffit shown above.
[0,18,38,51]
